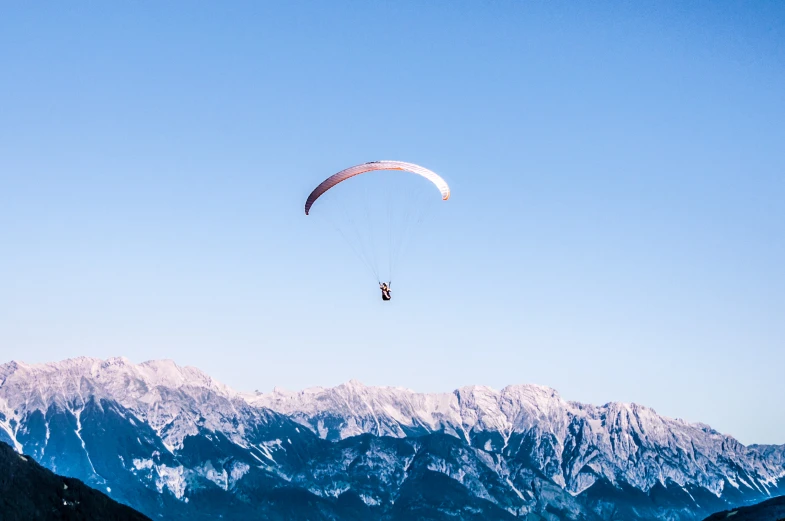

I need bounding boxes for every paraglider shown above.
[305,160,450,299]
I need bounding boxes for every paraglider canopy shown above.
[305,160,450,215]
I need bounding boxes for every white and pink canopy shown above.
[305,160,450,215]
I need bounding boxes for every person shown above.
[380,282,391,301]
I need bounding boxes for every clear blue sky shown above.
[1,1,783,444]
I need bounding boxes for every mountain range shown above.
[1,357,783,520]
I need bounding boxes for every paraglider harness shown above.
[380,282,391,301]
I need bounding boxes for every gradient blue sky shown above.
[1,1,784,444]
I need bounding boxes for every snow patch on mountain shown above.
[155,464,187,499]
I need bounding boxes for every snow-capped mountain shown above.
[1,357,783,521]
[250,381,785,497]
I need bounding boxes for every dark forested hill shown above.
[0,441,151,521]
[703,495,785,521]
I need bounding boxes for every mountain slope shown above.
[0,440,150,521]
